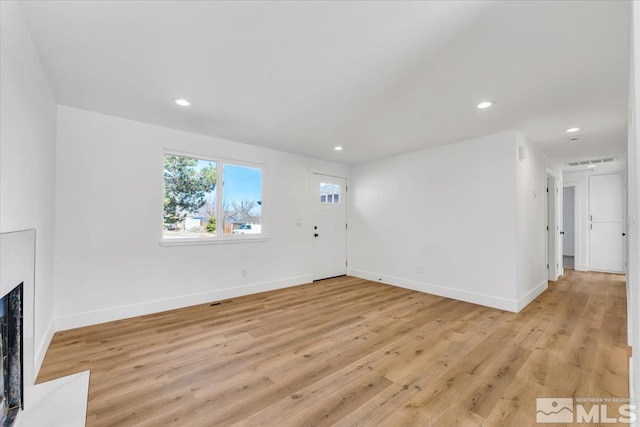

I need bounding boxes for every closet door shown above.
[589,173,624,273]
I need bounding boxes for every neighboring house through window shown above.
[162,151,265,242]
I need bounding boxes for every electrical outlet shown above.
[419,264,425,273]
[241,268,247,277]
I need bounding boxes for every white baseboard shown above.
[34,320,55,382]
[631,357,637,427]
[516,280,547,311]
[348,269,520,312]
[576,264,589,272]
[55,275,311,331]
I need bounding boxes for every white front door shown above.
[311,173,347,281]
[589,173,625,273]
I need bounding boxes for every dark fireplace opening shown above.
[0,283,23,426]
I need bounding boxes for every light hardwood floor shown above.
[38,270,630,426]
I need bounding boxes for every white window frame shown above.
[319,182,342,204]
[160,149,267,246]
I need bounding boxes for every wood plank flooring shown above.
[38,270,630,426]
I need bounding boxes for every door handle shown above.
[623,233,627,236]
[560,231,565,235]
[314,233,319,237]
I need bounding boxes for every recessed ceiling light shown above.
[334,146,343,151]
[477,101,493,109]
[175,99,190,107]
[587,165,596,169]
[566,127,580,133]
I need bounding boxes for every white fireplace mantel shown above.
[0,230,36,387]
[1,230,89,426]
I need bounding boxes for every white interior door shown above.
[547,175,558,280]
[589,173,624,273]
[556,178,563,276]
[312,173,347,281]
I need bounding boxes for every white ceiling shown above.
[19,0,631,164]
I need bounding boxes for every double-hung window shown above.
[162,151,265,243]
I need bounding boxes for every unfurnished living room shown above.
[1,0,639,426]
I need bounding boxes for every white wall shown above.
[515,134,560,304]
[563,186,575,256]
[0,1,57,377]
[627,0,639,413]
[54,106,348,329]
[348,131,541,312]
[563,160,626,272]
[347,131,555,312]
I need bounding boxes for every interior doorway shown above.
[563,186,576,269]
[546,173,562,280]
[311,173,347,281]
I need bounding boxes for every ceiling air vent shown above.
[566,156,619,167]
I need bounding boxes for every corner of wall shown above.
[516,280,547,312]
[1,0,58,385]
[514,135,550,300]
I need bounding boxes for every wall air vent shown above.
[566,156,619,167]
